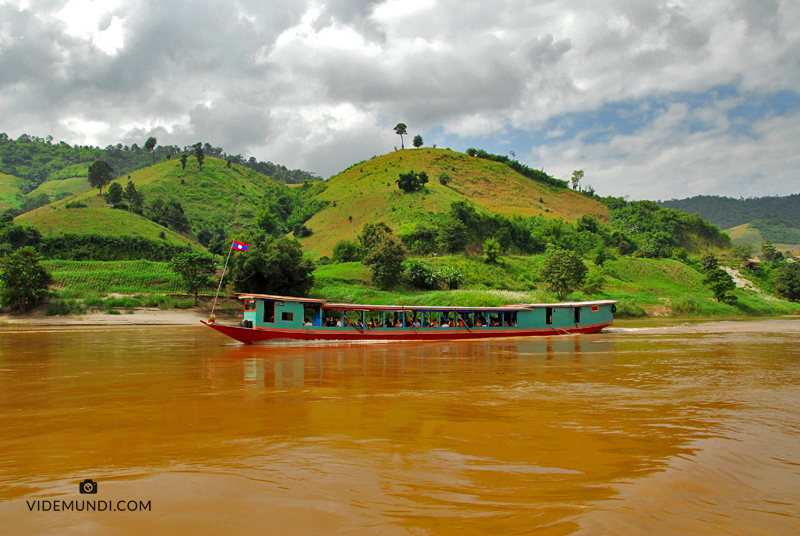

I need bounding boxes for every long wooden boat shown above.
[202,294,618,344]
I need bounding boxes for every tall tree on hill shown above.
[180,153,188,170]
[87,160,115,194]
[571,170,584,191]
[193,143,205,171]
[144,137,157,165]
[170,252,217,306]
[103,182,123,205]
[413,134,423,148]
[359,223,407,290]
[122,180,144,234]
[393,123,407,149]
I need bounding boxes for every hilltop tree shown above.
[0,246,52,311]
[180,153,188,170]
[87,160,115,194]
[193,143,205,171]
[571,170,584,191]
[541,246,587,300]
[393,123,407,149]
[170,251,217,306]
[413,134,423,148]
[144,136,157,164]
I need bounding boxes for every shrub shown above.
[404,259,440,290]
[332,240,360,263]
[439,267,465,290]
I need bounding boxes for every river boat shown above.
[202,294,618,344]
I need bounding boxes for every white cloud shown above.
[0,0,798,197]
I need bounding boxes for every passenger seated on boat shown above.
[412,318,421,328]
[440,321,449,328]
[367,320,374,329]
[357,320,365,330]
[304,318,313,326]
[504,321,510,327]
[513,320,517,326]
[336,318,342,327]
[394,320,403,328]
[457,319,464,327]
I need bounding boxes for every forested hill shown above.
[659,194,800,229]
[0,132,317,196]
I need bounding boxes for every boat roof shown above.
[238,294,617,311]
[238,294,327,304]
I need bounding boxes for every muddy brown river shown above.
[1,320,798,534]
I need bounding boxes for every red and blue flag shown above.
[231,240,249,251]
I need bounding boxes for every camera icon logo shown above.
[79,479,98,494]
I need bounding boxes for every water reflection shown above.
[0,324,799,535]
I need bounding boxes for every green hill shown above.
[726,221,800,255]
[0,171,24,211]
[17,156,286,243]
[299,149,609,257]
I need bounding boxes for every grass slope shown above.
[0,171,24,211]
[17,156,283,244]
[20,206,193,247]
[300,149,609,257]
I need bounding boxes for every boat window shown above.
[546,307,553,325]
[281,311,294,322]
[244,300,256,312]
[263,301,275,324]
[573,307,581,324]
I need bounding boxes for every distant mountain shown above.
[659,194,800,229]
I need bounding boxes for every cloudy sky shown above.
[1,0,798,200]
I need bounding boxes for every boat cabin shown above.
[239,294,616,332]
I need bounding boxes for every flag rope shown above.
[210,246,234,316]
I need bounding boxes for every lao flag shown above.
[231,240,249,251]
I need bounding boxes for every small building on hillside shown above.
[742,258,761,271]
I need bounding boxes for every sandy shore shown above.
[0,307,240,326]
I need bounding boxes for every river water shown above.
[0,320,798,535]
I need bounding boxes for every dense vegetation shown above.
[659,193,800,229]
[748,219,800,244]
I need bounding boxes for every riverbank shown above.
[0,308,209,326]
